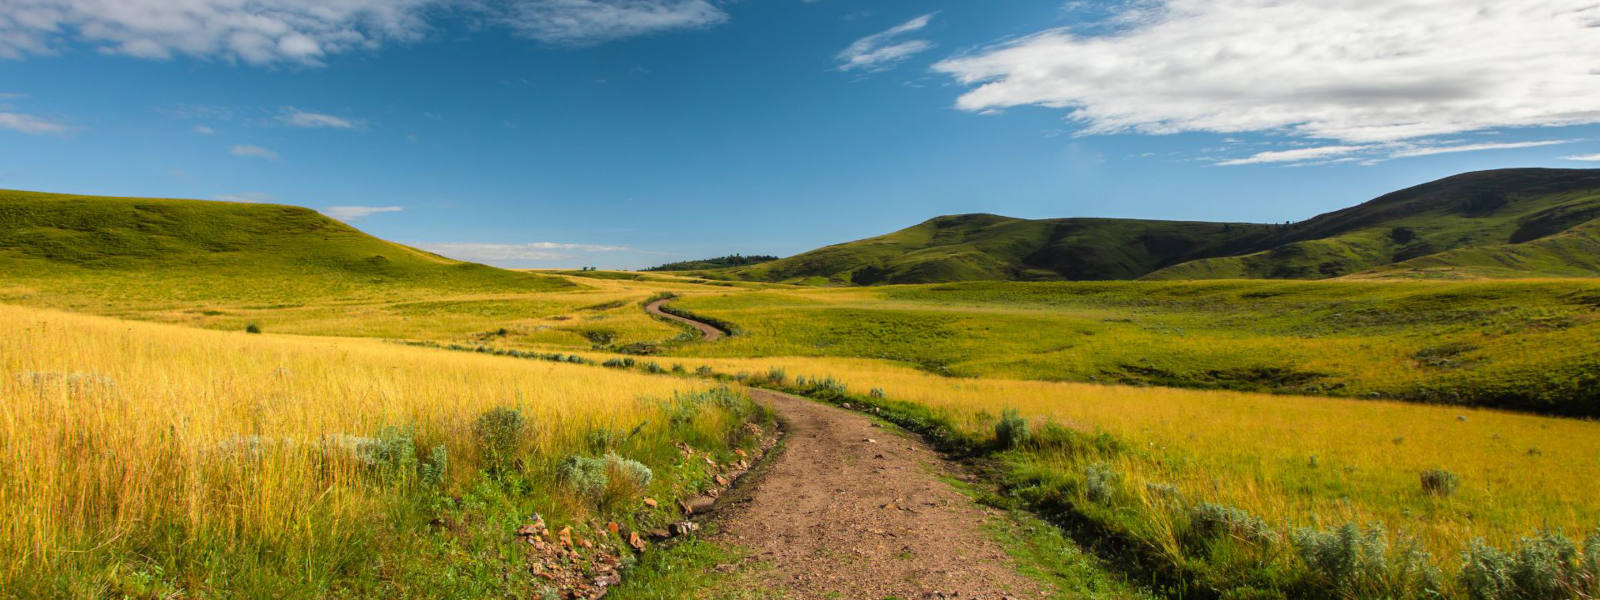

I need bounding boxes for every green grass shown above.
[667,279,1600,416]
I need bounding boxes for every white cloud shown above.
[0,112,67,134]
[415,241,631,262]
[278,108,356,129]
[1216,145,1366,166]
[837,13,935,72]
[230,144,279,159]
[321,205,404,221]
[487,0,729,46]
[1564,154,1600,162]
[1388,139,1576,159]
[0,1,730,65]
[934,1,1600,144]
[193,125,215,135]
[213,192,277,203]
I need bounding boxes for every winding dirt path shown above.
[645,298,725,341]
[709,389,1048,599]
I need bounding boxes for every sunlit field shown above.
[668,279,1600,416]
[0,304,762,598]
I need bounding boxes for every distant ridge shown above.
[706,169,1600,284]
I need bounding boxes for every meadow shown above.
[0,304,768,598]
[666,279,1600,417]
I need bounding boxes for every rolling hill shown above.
[0,189,573,302]
[711,169,1600,284]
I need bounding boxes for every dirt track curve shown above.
[644,298,725,341]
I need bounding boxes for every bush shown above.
[421,444,448,488]
[1420,469,1461,497]
[1294,523,1439,598]
[473,407,526,472]
[1190,502,1273,545]
[1460,531,1600,600]
[994,408,1031,450]
[245,323,262,334]
[559,452,654,508]
[1083,462,1120,504]
[869,388,885,399]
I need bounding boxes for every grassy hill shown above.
[713,169,1600,284]
[722,213,1275,284]
[0,189,573,303]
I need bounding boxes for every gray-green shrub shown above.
[1460,531,1600,600]
[1189,502,1273,545]
[994,408,1031,450]
[1421,469,1461,497]
[1294,523,1440,599]
[473,407,526,472]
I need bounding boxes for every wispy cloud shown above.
[0,1,731,64]
[1217,145,1366,166]
[1564,153,1600,162]
[934,0,1600,144]
[279,108,357,129]
[193,125,216,135]
[0,112,68,135]
[489,0,729,46]
[213,193,277,203]
[321,205,404,221]
[415,241,632,262]
[1387,140,1576,159]
[230,144,279,160]
[837,13,936,72]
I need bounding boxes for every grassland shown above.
[0,304,768,598]
[666,279,1600,417]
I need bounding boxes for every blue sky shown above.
[3,0,1599,268]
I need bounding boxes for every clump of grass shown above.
[473,406,526,473]
[1421,469,1461,497]
[994,408,1031,450]
[245,323,261,334]
[1188,502,1274,545]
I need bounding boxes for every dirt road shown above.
[644,298,726,341]
[708,389,1048,599]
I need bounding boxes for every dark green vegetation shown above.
[646,254,778,272]
[672,279,1600,417]
[0,189,572,303]
[702,169,1600,284]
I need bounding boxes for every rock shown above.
[734,448,747,458]
[606,521,620,535]
[841,402,852,409]
[642,497,658,508]
[557,526,572,546]
[865,438,878,444]
[714,474,730,486]
[627,532,646,551]
[669,521,700,536]
[516,523,545,537]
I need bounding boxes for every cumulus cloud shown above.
[414,241,632,262]
[278,108,356,129]
[837,13,935,72]
[230,144,279,159]
[934,1,1600,144]
[321,205,404,221]
[0,0,731,64]
[0,112,67,134]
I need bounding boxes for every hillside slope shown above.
[0,189,572,302]
[715,169,1600,284]
[1147,168,1600,280]
[723,213,1275,284]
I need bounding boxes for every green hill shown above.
[0,189,572,303]
[1146,168,1600,280]
[714,169,1600,284]
[722,213,1275,285]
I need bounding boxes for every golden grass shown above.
[586,352,1600,560]
[0,304,715,593]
